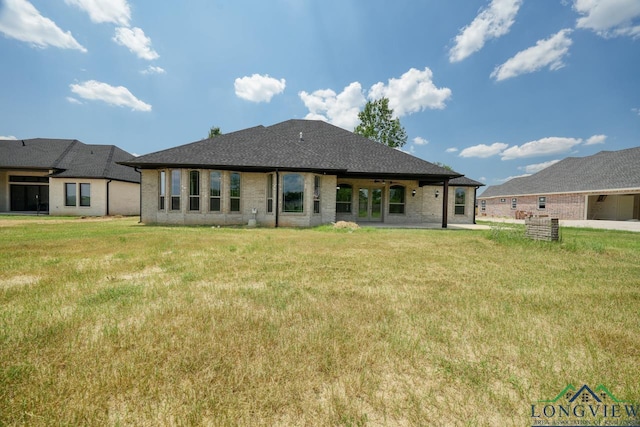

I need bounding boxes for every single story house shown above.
[478,146,640,221]
[121,119,483,227]
[0,138,140,216]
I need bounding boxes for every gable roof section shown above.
[0,138,140,183]
[122,119,462,181]
[480,146,640,198]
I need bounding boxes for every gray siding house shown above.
[0,138,140,216]
[122,119,483,227]
[478,147,640,221]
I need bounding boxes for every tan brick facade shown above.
[141,169,479,227]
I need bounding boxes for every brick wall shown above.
[525,216,559,241]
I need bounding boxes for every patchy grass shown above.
[1,216,639,425]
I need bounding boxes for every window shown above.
[171,170,181,210]
[389,185,405,214]
[454,188,466,215]
[159,171,166,210]
[538,196,546,210]
[65,183,76,206]
[209,171,221,212]
[313,176,320,214]
[481,200,486,212]
[189,170,200,211]
[500,198,506,203]
[283,173,304,213]
[80,183,91,207]
[511,198,517,210]
[230,172,241,212]
[336,184,352,213]
[266,174,274,213]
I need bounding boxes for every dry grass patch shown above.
[1,217,639,425]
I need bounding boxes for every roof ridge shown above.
[51,139,80,170]
[102,145,116,177]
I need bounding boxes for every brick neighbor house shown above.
[0,138,140,216]
[121,119,483,227]
[478,147,640,221]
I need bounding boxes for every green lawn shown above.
[1,217,639,426]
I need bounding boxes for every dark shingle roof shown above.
[0,138,140,183]
[479,146,640,198]
[122,119,465,181]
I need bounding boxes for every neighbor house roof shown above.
[122,119,467,183]
[0,138,140,183]
[479,146,640,198]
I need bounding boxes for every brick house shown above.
[0,138,140,216]
[121,119,483,227]
[478,147,640,221]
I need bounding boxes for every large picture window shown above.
[389,185,405,214]
[65,183,76,207]
[454,188,466,215]
[159,170,166,210]
[80,183,91,207]
[230,172,241,212]
[171,170,181,211]
[189,170,200,211]
[283,173,304,213]
[209,171,221,212]
[336,184,352,213]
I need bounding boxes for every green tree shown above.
[434,162,453,171]
[208,126,221,139]
[354,98,407,148]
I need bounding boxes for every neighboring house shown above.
[478,147,640,221]
[121,119,483,227]
[0,138,140,216]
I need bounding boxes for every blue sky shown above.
[1,0,639,188]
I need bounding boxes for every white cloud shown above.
[1,135,18,140]
[141,65,166,75]
[574,0,640,38]
[634,108,640,116]
[500,137,582,160]
[113,27,159,60]
[459,142,509,158]
[446,147,459,153]
[299,82,366,130]
[65,0,131,26]
[0,0,87,52]
[368,67,452,116]
[449,0,523,62]
[413,136,429,145]
[585,134,607,145]
[234,74,286,103]
[491,29,573,81]
[519,159,561,174]
[69,80,151,112]
[66,96,83,104]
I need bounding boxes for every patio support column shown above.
[441,179,449,228]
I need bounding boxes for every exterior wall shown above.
[141,168,336,227]
[479,189,640,220]
[108,181,140,216]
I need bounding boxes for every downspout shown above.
[441,179,449,229]
[106,179,112,216]
[275,169,280,228]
